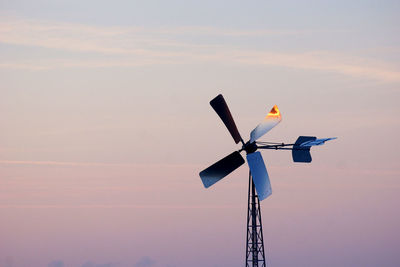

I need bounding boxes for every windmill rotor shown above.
[200,94,335,199]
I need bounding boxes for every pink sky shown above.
[1,1,400,266]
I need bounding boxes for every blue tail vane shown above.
[246,151,272,201]
[292,136,337,162]
[292,136,315,163]
[299,137,337,147]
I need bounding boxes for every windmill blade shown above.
[249,105,282,143]
[210,94,243,144]
[199,151,245,188]
[246,151,272,201]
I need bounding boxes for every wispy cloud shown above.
[0,160,202,169]
[134,256,156,267]
[81,261,120,267]
[0,159,128,167]
[1,17,399,82]
[48,260,65,267]
[0,204,242,209]
[233,50,400,83]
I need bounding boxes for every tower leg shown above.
[246,171,266,267]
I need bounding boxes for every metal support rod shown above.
[257,147,293,150]
[256,143,295,150]
[239,142,295,153]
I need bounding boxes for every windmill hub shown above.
[243,141,257,154]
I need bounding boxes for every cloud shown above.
[134,256,155,267]
[0,17,399,82]
[81,261,120,267]
[2,257,14,267]
[0,159,128,167]
[0,203,241,209]
[233,50,400,83]
[0,160,201,169]
[48,260,64,267]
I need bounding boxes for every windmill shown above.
[199,94,336,267]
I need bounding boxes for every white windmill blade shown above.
[249,105,282,143]
[299,137,337,147]
[246,151,272,201]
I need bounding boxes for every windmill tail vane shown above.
[198,94,336,266]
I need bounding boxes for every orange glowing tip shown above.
[267,105,281,118]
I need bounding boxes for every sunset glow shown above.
[267,105,281,118]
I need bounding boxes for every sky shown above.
[1,0,400,266]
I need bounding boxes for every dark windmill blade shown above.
[210,94,243,144]
[246,151,272,201]
[199,151,245,188]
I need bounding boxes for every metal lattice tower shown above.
[246,172,266,267]
[198,94,336,267]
